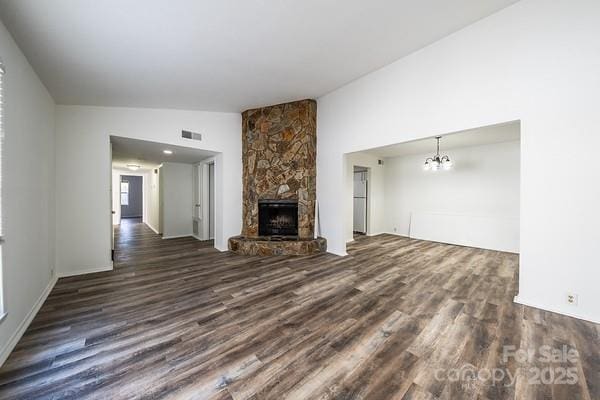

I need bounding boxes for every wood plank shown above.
[0,219,596,399]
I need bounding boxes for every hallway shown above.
[114,218,214,269]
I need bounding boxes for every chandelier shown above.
[424,136,453,171]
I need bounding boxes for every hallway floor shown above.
[114,219,213,268]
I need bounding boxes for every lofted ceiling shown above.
[0,0,520,112]
[111,136,216,171]
[363,121,521,158]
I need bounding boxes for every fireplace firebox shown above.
[258,199,298,237]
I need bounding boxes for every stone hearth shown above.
[228,99,326,255]
[228,236,326,256]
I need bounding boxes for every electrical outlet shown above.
[566,293,578,306]
[393,227,397,232]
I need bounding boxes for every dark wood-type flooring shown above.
[0,220,598,399]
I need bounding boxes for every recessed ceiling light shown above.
[163,150,173,155]
[127,164,140,171]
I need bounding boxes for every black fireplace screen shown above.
[258,199,298,236]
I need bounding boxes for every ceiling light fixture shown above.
[127,164,141,171]
[424,136,453,171]
[163,150,173,155]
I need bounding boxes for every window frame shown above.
[0,59,6,322]
[120,180,129,206]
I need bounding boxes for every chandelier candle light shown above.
[424,136,453,171]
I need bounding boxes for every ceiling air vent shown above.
[182,130,202,141]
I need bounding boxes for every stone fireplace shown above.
[228,99,326,255]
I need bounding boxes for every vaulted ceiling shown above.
[0,0,520,112]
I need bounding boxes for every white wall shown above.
[383,141,520,252]
[0,21,56,365]
[55,106,241,277]
[317,0,600,323]
[161,162,194,238]
[344,152,385,243]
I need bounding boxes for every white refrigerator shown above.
[353,171,367,233]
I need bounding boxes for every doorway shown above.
[193,159,216,241]
[353,166,369,236]
[120,175,143,221]
[110,135,219,261]
[208,162,215,240]
[344,121,521,254]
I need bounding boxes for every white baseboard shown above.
[384,231,410,237]
[326,246,348,257]
[329,250,348,256]
[162,234,194,240]
[0,276,58,367]
[193,234,214,241]
[514,296,599,324]
[146,223,160,234]
[58,265,113,278]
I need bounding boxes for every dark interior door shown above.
[121,175,143,218]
